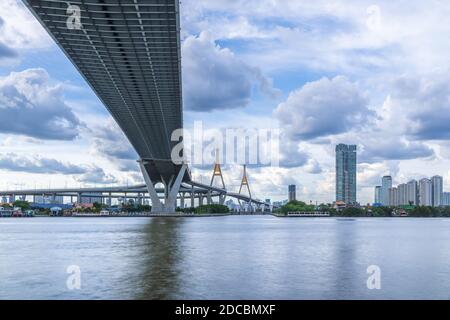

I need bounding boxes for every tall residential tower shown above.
[381,176,392,206]
[335,144,357,204]
[288,185,296,202]
[431,175,443,207]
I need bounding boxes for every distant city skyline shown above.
[374,175,446,207]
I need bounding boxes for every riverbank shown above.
[0,213,233,218]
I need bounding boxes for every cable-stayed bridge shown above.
[3,0,270,212]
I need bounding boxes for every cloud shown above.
[0,42,17,59]
[0,68,82,140]
[0,152,119,184]
[303,159,323,174]
[182,32,280,111]
[90,120,139,172]
[181,1,450,75]
[388,74,450,141]
[0,1,52,50]
[0,153,86,174]
[358,161,400,188]
[278,137,322,173]
[359,138,434,163]
[0,17,17,59]
[275,76,374,140]
[74,167,118,184]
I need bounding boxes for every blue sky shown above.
[0,0,450,204]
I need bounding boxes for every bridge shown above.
[6,0,270,213]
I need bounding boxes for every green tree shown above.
[280,200,315,214]
[195,204,229,214]
[339,207,365,217]
[410,206,433,217]
[13,200,30,211]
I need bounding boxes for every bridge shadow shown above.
[133,218,185,300]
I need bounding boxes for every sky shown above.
[0,0,450,204]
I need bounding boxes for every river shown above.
[0,216,449,299]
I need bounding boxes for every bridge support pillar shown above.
[190,186,195,208]
[219,194,226,205]
[180,192,185,209]
[207,191,212,205]
[139,161,187,213]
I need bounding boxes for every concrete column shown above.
[207,191,212,205]
[140,161,186,213]
[191,186,195,208]
[180,192,185,209]
[199,194,204,206]
[139,161,163,212]
[77,192,81,204]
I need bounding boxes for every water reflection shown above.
[330,219,359,299]
[134,218,184,299]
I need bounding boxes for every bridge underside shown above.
[23,0,184,184]
[23,0,188,211]
[22,0,270,213]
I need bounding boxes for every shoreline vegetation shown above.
[0,201,231,217]
[275,200,450,218]
[2,200,450,218]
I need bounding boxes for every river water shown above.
[1,216,450,299]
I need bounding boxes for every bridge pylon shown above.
[210,148,226,205]
[238,165,253,212]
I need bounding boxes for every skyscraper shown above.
[335,144,357,204]
[288,185,296,202]
[389,187,398,207]
[431,175,443,207]
[374,186,381,204]
[381,176,392,206]
[419,178,432,206]
[443,192,450,206]
[398,183,407,206]
[406,179,418,205]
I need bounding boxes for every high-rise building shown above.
[389,187,398,207]
[335,144,357,204]
[442,192,450,206]
[431,175,443,207]
[288,185,296,202]
[406,180,418,205]
[398,183,407,206]
[374,186,381,204]
[381,176,392,206]
[419,178,433,206]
